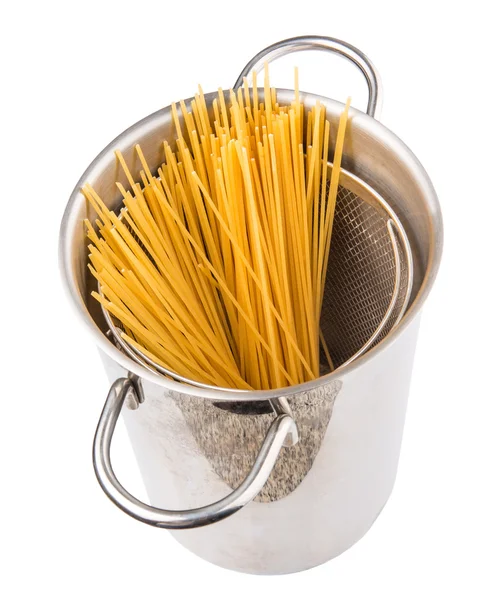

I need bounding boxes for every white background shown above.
[2,1,502,598]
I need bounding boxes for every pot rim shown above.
[59,89,443,401]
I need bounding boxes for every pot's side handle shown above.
[93,378,297,529]
[233,35,382,119]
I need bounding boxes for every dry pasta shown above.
[85,67,350,390]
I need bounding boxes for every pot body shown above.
[60,86,442,575]
[100,314,419,574]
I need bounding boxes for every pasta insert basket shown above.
[59,36,442,575]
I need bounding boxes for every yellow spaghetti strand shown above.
[85,68,350,389]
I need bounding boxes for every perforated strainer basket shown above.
[59,35,443,575]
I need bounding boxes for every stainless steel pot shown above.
[59,36,443,574]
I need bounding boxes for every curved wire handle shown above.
[93,378,298,529]
[233,35,382,119]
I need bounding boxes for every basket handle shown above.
[93,378,297,529]
[233,35,382,119]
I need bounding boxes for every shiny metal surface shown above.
[101,320,418,573]
[233,35,382,118]
[93,378,297,529]
[59,38,443,573]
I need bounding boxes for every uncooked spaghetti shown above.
[85,67,350,390]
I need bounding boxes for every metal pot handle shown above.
[93,378,297,529]
[233,35,382,119]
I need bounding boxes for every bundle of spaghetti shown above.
[85,67,350,390]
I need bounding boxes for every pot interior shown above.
[61,89,442,394]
